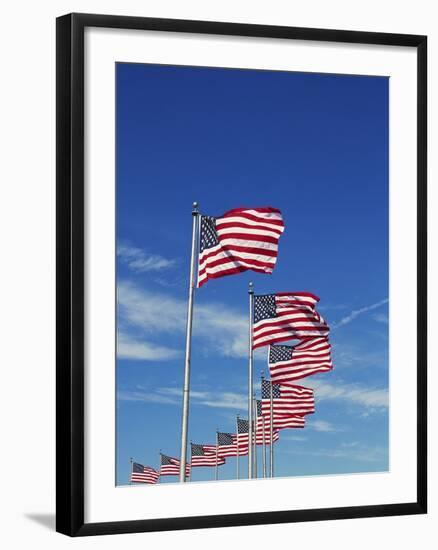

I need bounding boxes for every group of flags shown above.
[129,206,333,485]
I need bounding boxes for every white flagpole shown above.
[270,380,274,478]
[129,457,133,485]
[158,451,161,483]
[261,374,267,478]
[236,415,240,480]
[248,282,254,479]
[179,202,199,482]
[215,430,219,481]
[253,394,258,478]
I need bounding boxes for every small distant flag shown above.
[197,207,285,287]
[191,443,226,467]
[130,462,159,484]
[256,399,305,430]
[253,292,329,349]
[235,417,279,447]
[160,454,190,477]
[261,379,315,416]
[269,337,333,383]
[203,433,238,458]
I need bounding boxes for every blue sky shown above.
[116,63,389,485]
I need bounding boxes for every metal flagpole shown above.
[158,451,161,483]
[248,281,254,479]
[179,202,199,482]
[236,415,240,480]
[253,394,258,478]
[129,457,133,485]
[270,380,274,478]
[261,374,267,478]
[215,430,219,481]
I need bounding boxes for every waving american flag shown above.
[197,207,285,287]
[269,337,333,383]
[261,379,315,416]
[190,443,226,467]
[159,454,190,477]
[130,462,159,484]
[253,292,329,349]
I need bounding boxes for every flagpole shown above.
[158,450,161,483]
[270,380,274,478]
[215,430,219,481]
[253,393,258,478]
[179,202,199,482]
[129,457,133,485]
[261,374,267,478]
[236,415,240,480]
[248,281,254,479]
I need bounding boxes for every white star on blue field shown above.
[116,62,389,485]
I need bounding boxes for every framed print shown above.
[56,13,427,536]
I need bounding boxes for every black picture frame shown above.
[56,12,427,537]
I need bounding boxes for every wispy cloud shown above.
[308,419,340,432]
[283,445,387,463]
[117,243,176,273]
[117,332,181,361]
[281,434,308,442]
[333,298,388,329]
[158,387,247,411]
[117,281,255,359]
[117,389,179,405]
[373,313,389,324]
[118,386,247,412]
[311,380,388,409]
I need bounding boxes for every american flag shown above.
[130,462,160,484]
[234,416,279,447]
[197,207,285,287]
[269,337,333,383]
[191,443,226,467]
[203,433,238,458]
[253,292,329,349]
[159,454,191,476]
[256,399,306,430]
[261,379,315,416]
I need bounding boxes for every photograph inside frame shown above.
[115,62,389,486]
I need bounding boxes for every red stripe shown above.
[199,264,271,287]
[275,291,320,301]
[216,221,284,235]
[199,254,274,274]
[218,232,279,245]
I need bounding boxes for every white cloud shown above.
[283,445,387,463]
[117,332,181,361]
[281,434,308,442]
[311,380,389,409]
[118,386,247,412]
[117,281,254,359]
[308,419,339,432]
[373,312,389,324]
[118,243,176,273]
[117,390,179,405]
[158,387,247,411]
[333,298,388,329]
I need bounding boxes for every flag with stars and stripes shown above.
[253,292,329,349]
[256,399,306,430]
[190,443,226,467]
[130,462,160,484]
[234,416,279,447]
[261,379,315,416]
[159,454,190,476]
[203,433,239,458]
[269,337,333,383]
[197,207,285,287]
